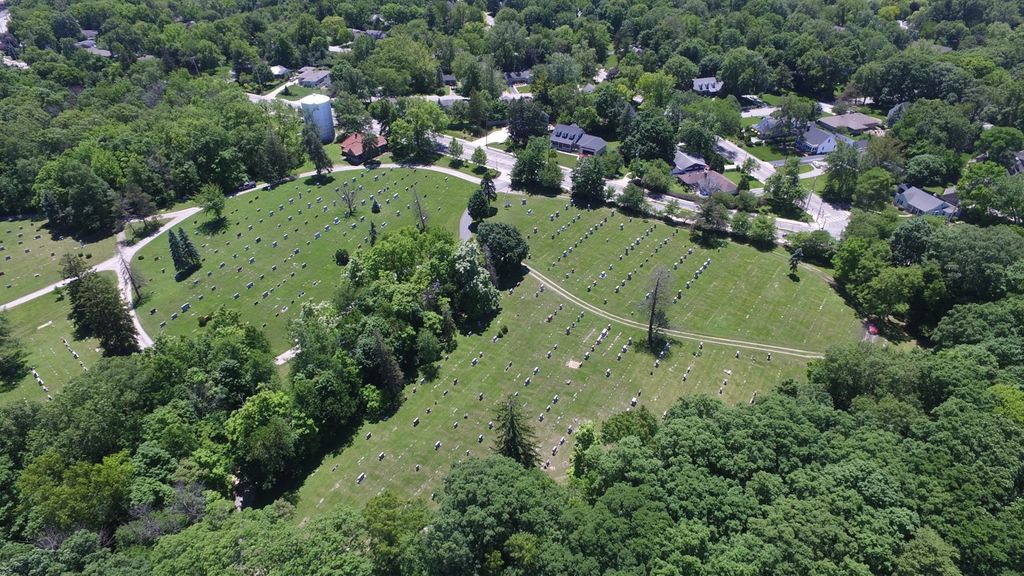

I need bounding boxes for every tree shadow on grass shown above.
[302,174,336,187]
[787,272,801,282]
[197,217,229,236]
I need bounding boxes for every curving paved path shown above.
[3,160,828,366]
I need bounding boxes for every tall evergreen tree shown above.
[302,116,333,176]
[168,229,185,272]
[492,394,538,468]
[480,173,497,201]
[177,229,202,271]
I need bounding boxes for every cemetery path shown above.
[525,264,825,360]
[459,210,473,241]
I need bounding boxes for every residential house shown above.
[505,69,533,86]
[580,83,596,94]
[351,29,386,40]
[798,126,854,155]
[339,133,387,164]
[549,123,607,155]
[74,31,112,58]
[895,185,958,218]
[439,71,457,87]
[1010,151,1024,175]
[672,151,707,174]
[818,112,883,134]
[269,65,291,78]
[676,169,738,196]
[692,77,724,95]
[942,187,960,208]
[752,116,787,140]
[296,67,331,88]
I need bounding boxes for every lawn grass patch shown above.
[0,280,107,406]
[552,151,580,169]
[276,85,323,101]
[133,168,477,353]
[0,219,116,302]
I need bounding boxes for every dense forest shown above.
[2,0,1024,573]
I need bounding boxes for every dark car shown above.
[236,180,256,192]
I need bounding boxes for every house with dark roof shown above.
[1010,151,1024,175]
[577,134,607,155]
[580,83,596,94]
[798,126,854,155]
[439,71,457,86]
[672,151,707,174]
[818,112,883,134]
[339,133,387,164]
[74,32,112,58]
[549,123,606,155]
[676,170,738,196]
[351,29,386,40]
[505,69,533,85]
[895,185,958,218]
[296,67,331,88]
[692,77,724,95]
[753,116,789,140]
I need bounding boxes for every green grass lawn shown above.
[0,280,107,406]
[294,195,863,519]
[294,269,812,520]
[516,84,532,94]
[496,197,861,350]
[489,141,513,153]
[799,163,814,174]
[741,116,763,129]
[433,156,500,180]
[276,85,324,101]
[743,142,792,162]
[759,93,784,106]
[553,151,580,169]
[722,170,745,185]
[1,219,116,302]
[132,168,477,353]
[294,143,348,174]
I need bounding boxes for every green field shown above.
[0,282,106,406]
[1,219,116,302]
[294,271,811,520]
[495,197,861,350]
[133,168,477,353]
[276,85,325,101]
[294,195,863,519]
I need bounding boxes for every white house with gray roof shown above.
[798,125,854,155]
[692,77,724,95]
[895,185,958,218]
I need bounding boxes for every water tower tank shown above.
[299,94,334,143]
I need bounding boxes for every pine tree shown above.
[492,394,538,468]
[369,221,378,246]
[481,173,497,201]
[168,229,185,272]
[177,229,202,271]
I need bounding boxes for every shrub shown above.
[335,248,350,266]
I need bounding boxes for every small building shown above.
[942,187,960,208]
[73,37,112,58]
[351,29,387,40]
[895,185,958,218]
[798,126,853,155]
[818,112,883,134]
[269,65,291,78]
[439,71,457,87]
[693,76,724,95]
[676,169,738,196]
[887,102,910,126]
[1009,151,1024,175]
[752,116,792,140]
[579,83,596,94]
[505,69,533,86]
[672,151,707,174]
[339,133,388,164]
[296,66,331,88]
[577,134,607,156]
[549,123,606,155]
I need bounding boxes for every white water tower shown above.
[299,94,334,143]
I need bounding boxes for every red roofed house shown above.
[340,133,387,164]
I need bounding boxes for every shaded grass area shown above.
[0,279,108,406]
[1,219,116,302]
[133,169,477,353]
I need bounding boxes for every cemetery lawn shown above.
[133,168,478,353]
[294,195,863,519]
[495,196,862,350]
[1,219,116,302]
[0,280,106,406]
[294,271,811,519]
